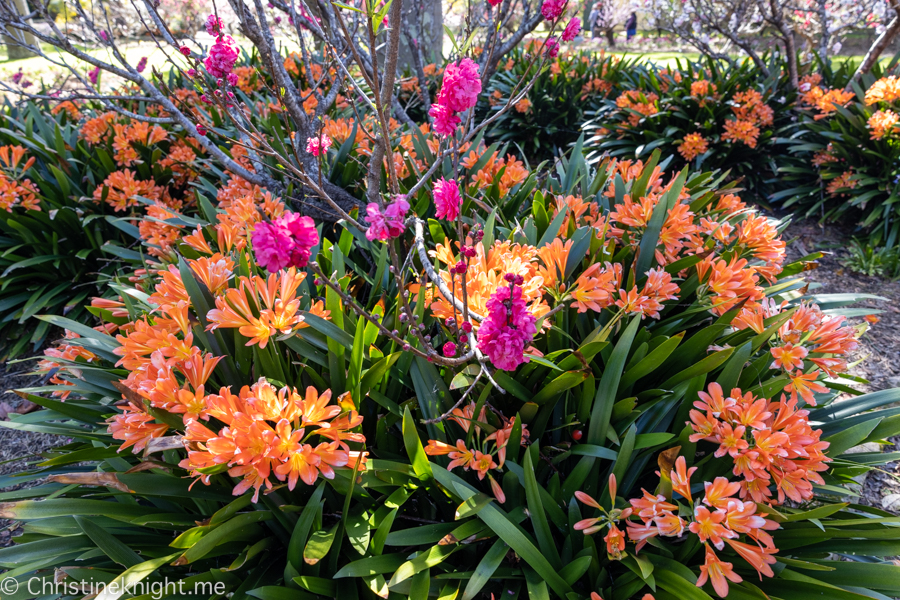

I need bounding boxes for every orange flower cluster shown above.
[615,90,660,126]
[92,169,163,212]
[678,132,709,161]
[732,90,774,127]
[514,97,532,113]
[0,145,41,211]
[424,403,527,503]
[811,143,836,167]
[581,77,613,100]
[158,138,201,184]
[736,299,859,403]
[544,160,786,325]
[868,109,899,140]
[825,170,856,197]
[138,203,184,258]
[688,382,832,505]
[799,75,855,119]
[722,119,760,148]
[51,100,82,120]
[864,75,900,105]
[181,381,365,501]
[462,149,530,196]
[629,457,779,598]
[207,268,322,348]
[571,264,679,320]
[38,330,98,399]
[181,176,285,255]
[552,194,605,231]
[112,121,168,167]
[690,79,716,105]
[80,112,118,144]
[232,66,262,94]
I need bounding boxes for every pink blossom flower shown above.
[180,46,191,56]
[187,68,198,77]
[430,103,461,137]
[478,278,537,371]
[88,67,100,85]
[365,196,410,242]
[136,57,148,73]
[226,72,238,86]
[306,135,333,157]
[443,342,457,357]
[436,58,482,113]
[541,0,566,20]
[562,17,581,41]
[206,14,224,36]
[99,31,109,42]
[251,212,320,272]
[252,221,294,272]
[196,124,207,136]
[433,177,462,221]
[488,0,502,5]
[545,37,559,58]
[204,36,239,79]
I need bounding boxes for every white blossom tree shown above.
[645,0,896,89]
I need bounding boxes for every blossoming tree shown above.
[646,0,893,88]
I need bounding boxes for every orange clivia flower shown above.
[868,109,899,140]
[722,119,760,148]
[865,75,900,105]
[678,133,709,161]
[696,546,742,598]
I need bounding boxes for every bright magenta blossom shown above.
[436,58,482,113]
[478,276,537,371]
[541,0,566,20]
[562,17,581,41]
[430,103,461,136]
[365,196,410,242]
[251,213,319,272]
[434,177,462,221]
[306,135,332,157]
[204,35,239,79]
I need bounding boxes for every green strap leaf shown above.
[524,446,562,570]
[588,316,641,446]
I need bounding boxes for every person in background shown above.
[589,2,602,40]
[625,11,637,43]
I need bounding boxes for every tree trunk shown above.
[849,0,900,87]
[397,0,442,69]
[605,28,615,47]
[3,0,37,59]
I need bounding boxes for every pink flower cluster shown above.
[562,17,581,41]
[251,213,320,272]
[433,177,461,221]
[478,275,537,371]
[206,14,224,36]
[541,0,567,21]
[545,37,560,58]
[306,135,333,157]
[204,35,239,79]
[429,58,482,137]
[365,196,410,242]
[88,67,100,85]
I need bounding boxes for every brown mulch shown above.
[0,362,60,547]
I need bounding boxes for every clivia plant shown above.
[0,0,898,600]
